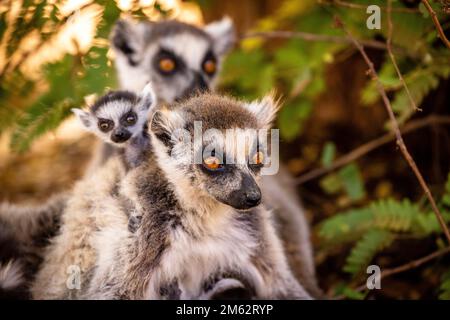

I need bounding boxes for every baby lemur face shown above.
[150,93,279,211]
[72,84,156,146]
[111,18,235,103]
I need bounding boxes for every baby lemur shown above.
[32,89,311,299]
[72,83,156,168]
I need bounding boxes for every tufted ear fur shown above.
[204,17,236,56]
[150,108,185,148]
[71,108,95,130]
[138,82,157,114]
[243,92,281,129]
[110,19,151,66]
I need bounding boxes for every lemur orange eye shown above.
[252,151,264,166]
[159,58,175,73]
[203,156,223,171]
[203,59,216,75]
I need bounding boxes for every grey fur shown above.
[0,193,68,298]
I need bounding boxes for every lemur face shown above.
[150,93,279,210]
[72,84,156,146]
[111,18,235,103]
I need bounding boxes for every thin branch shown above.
[329,0,420,13]
[386,0,420,112]
[241,31,408,56]
[295,115,450,184]
[336,16,450,244]
[334,247,450,299]
[421,0,450,49]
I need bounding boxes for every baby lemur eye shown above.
[203,59,216,75]
[203,156,224,171]
[158,58,176,74]
[98,119,113,132]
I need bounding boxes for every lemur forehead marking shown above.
[95,101,135,122]
[90,91,137,113]
[180,94,259,130]
[143,20,211,43]
[158,33,211,72]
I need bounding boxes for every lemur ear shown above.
[150,109,185,147]
[71,108,94,130]
[204,17,236,56]
[244,93,281,129]
[110,19,150,66]
[138,82,157,114]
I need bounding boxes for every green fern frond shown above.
[318,207,374,244]
[319,198,425,246]
[392,64,450,123]
[344,229,395,275]
[371,198,418,232]
[10,98,74,152]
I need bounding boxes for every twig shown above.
[336,16,450,243]
[334,247,450,299]
[329,0,420,13]
[386,0,420,112]
[421,0,450,49]
[295,115,450,184]
[241,31,408,55]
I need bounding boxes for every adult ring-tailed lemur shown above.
[32,88,312,300]
[108,17,322,297]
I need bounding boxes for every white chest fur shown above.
[144,208,262,299]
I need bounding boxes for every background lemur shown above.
[32,91,311,300]
[110,17,322,297]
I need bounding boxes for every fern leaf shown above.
[318,207,374,244]
[319,198,422,246]
[10,98,74,152]
[344,229,394,275]
[392,64,450,123]
[372,198,418,232]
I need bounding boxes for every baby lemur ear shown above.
[150,109,185,147]
[244,92,281,129]
[204,17,236,56]
[71,108,94,130]
[138,82,157,114]
[110,19,149,66]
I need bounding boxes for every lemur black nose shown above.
[111,129,131,143]
[195,73,208,92]
[244,190,261,207]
